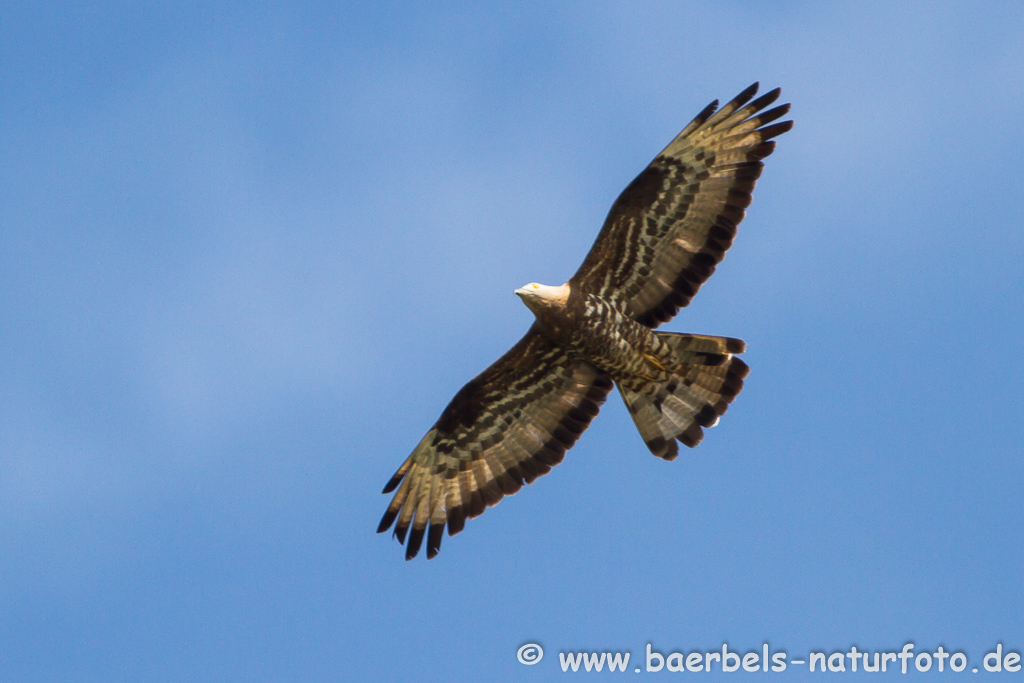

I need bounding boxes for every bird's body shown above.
[522,286,677,387]
[378,83,792,559]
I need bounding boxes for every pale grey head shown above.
[514,282,570,317]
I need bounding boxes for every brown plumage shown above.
[378,83,792,559]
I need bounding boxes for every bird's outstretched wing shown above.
[570,83,793,328]
[377,327,613,560]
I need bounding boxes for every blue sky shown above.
[1,2,1022,680]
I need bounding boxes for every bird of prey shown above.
[378,83,792,560]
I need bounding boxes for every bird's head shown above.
[514,282,570,317]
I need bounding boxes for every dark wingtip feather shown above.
[426,523,444,559]
[467,488,485,518]
[748,141,776,161]
[447,507,466,536]
[394,521,409,545]
[405,526,425,560]
[377,508,399,534]
[731,82,760,107]
[759,120,794,140]
[381,459,411,494]
[753,103,790,128]
[693,99,719,125]
[746,87,781,115]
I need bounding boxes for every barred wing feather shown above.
[570,82,792,328]
[377,327,613,560]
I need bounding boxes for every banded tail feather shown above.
[619,332,749,460]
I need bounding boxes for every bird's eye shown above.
[532,284,539,289]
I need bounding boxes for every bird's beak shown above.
[514,287,528,298]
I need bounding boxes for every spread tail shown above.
[618,333,748,460]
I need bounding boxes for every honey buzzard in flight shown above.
[378,83,792,559]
